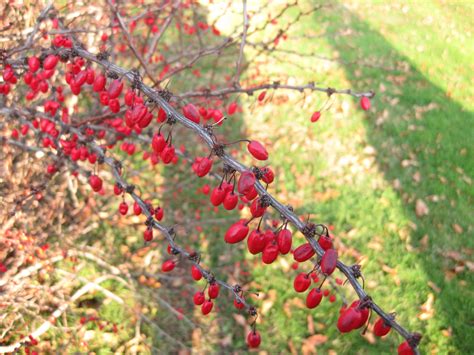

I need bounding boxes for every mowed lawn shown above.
[241,1,473,354]
[37,2,472,353]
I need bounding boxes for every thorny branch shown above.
[0,2,420,353]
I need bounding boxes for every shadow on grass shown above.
[320,4,473,353]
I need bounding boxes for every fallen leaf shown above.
[412,171,421,183]
[307,315,315,334]
[415,199,429,217]
[452,224,463,234]
[427,281,441,293]
[418,293,435,321]
[302,334,328,355]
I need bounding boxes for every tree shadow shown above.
[317,4,473,353]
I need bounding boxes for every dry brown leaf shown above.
[427,281,441,293]
[412,171,421,183]
[301,334,328,355]
[288,340,298,355]
[261,289,277,315]
[307,314,315,334]
[232,314,247,327]
[452,224,463,234]
[415,199,429,217]
[418,293,435,321]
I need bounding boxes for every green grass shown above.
[243,1,473,354]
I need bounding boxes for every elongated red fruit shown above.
[293,243,315,262]
[183,103,200,123]
[248,140,268,160]
[320,249,338,276]
[191,265,202,281]
[161,260,175,272]
[293,272,311,292]
[277,228,292,254]
[337,307,361,333]
[373,317,391,337]
[43,55,59,70]
[210,186,226,206]
[360,96,371,111]
[107,79,123,99]
[250,198,266,217]
[247,230,266,254]
[28,56,40,73]
[224,221,249,244]
[89,175,103,192]
[398,341,415,355]
[237,171,256,195]
[93,74,106,92]
[152,133,166,153]
[247,330,261,348]
[201,300,213,315]
[306,288,323,308]
[193,291,205,305]
[261,243,279,264]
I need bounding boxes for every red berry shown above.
[223,191,238,210]
[193,291,205,305]
[320,249,338,276]
[247,230,266,254]
[360,96,371,111]
[398,341,415,355]
[154,207,164,221]
[237,171,256,195]
[162,260,175,272]
[191,265,202,281]
[318,235,333,250]
[250,198,266,217]
[227,102,238,115]
[144,228,153,242]
[261,243,279,264]
[89,175,103,192]
[28,57,40,73]
[306,288,323,308]
[93,74,106,92]
[151,133,166,153]
[277,228,292,254]
[194,157,213,177]
[113,184,123,195]
[234,298,245,310]
[337,307,360,333]
[201,300,213,315]
[261,167,274,184]
[43,55,59,70]
[373,317,391,337]
[257,91,266,101]
[247,330,261,348]
[118,202,128,215]
[183,103,200,123]
[210,186,226,206]
[293,243,315,262]
[247,140,268,161]
[293,273,311,292]
[224,221,249,244]
[311,111,321,122]
[133,201,142,215]
[107,79,123,99]
[208,282,220,299]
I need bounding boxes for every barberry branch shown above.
[64,44,419,351]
